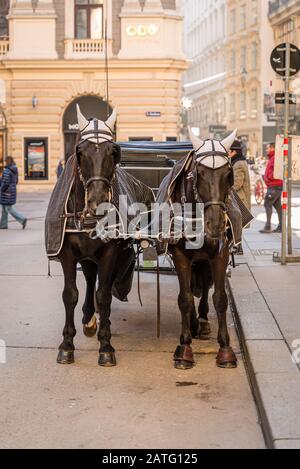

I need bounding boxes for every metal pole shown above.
[281,43,290,265]
[288,137,293,255]
[104,0,110,119]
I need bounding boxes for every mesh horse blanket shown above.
[156,151,253,248]
[45,154,154,259]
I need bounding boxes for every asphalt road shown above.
[0,192,264,449]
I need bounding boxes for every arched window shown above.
[75,0,104,39]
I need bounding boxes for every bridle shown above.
[191,141,233,212]
[74,122,117,227]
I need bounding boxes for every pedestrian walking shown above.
[0,156,27,230]
[228,139,251,254]
[56,157,65,179]
[259,142,282,234]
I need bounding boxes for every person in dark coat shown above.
[0,156,27,230]
[56,157,65,179]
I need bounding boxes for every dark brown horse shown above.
[161,130,239,370]
[55,106,153,367]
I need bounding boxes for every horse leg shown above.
[198,276,211,340]
[96,247,117,367]
[81,260,98,337]
[172,247,195,370]
[57,252,78,364]
[211,248,237,368]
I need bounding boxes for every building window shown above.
[128,137,153,141]
[275,18,295,43]
[229,50,236,74]
[251,0,257,26]
[251,88,258,115]
[75,0,103,39]
[252,41,258,69]
[240,45,247,72]
[240,91,246,117]
[229,9,236,35]
[229,93,236,115]
[24,138,48,180]
[0,0,9,38]
[240,4,247,30]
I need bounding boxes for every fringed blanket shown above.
[45,154,155,259]
[156,151,253,248]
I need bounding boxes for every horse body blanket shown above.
[156,151,253,248]
[45,154,154,259]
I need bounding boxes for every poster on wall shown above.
[274,135,300,181]
[25,138,48,180]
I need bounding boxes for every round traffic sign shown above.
[270,43,300,77]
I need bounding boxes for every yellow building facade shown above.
[226,0,277,158]
[0,0,186,186]
[268,0,300,136]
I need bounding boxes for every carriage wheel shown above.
[255,179,265,205]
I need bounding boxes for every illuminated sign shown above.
[126,24,159,37]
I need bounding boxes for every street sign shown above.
[209,125,227,133]
[270,43,300,77]
[146,112,161,117]
[275,92,296,105]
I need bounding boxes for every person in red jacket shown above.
[259,142,283,233]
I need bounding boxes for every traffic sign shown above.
[275,92,296,105]
[270,43,300,77]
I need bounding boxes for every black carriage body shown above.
[118,141,193,195]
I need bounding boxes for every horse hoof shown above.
[57,350,74,365]
[216,347,237,368]
[173,345,194,369]
[98,352,116,367]
[174,360,194,370]
[198,321,211,340]
[83,315,97,337]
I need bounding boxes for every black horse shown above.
[157,130,239,370]
[52,106,153,367]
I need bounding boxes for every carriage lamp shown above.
[32,96,38,108]
[140,239,150,250]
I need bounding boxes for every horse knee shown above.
[63,285,79,307]
[96,289,112,310]
[178,292,194,311]
[213,290,228,313]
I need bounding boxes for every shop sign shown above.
[126,24,159,37]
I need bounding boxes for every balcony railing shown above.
[0,39,9,58]
[64,38,110,59]
[269,0,294,16]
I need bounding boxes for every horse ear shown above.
[221,129,238,151]
[188,127,203,152]
[76,104,88,131]
[105,107,117,132]
[113,144,121,165]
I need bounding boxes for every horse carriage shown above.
[45,107,252,371]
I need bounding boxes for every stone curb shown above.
[227,264,300,449]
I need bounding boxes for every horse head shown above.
[75,105,121,216]
[189,128,237,244]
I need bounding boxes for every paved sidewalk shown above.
[228,197,300,448]
[0,192,264,449]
